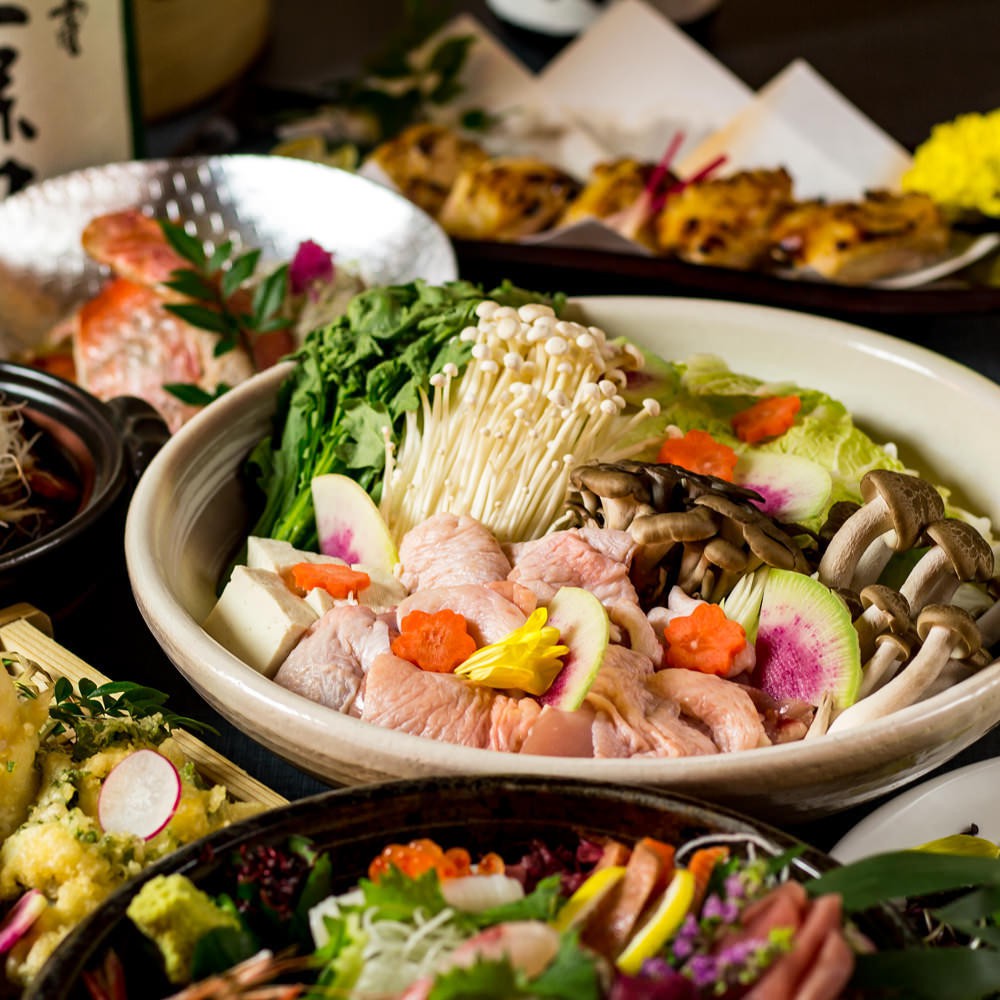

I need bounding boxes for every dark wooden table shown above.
[60,0,1000,852]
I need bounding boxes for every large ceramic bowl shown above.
[25,776,908,998]
[125,296,1000,820]
[0,154,456,357]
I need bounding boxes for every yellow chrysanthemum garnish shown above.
[902,108,1000,218]
[454,608,568,696]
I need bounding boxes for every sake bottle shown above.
[0,0,142,196]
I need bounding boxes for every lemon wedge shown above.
[615,868,695,976]
[551,865,627,933]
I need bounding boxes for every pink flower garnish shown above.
[289,240,335,298]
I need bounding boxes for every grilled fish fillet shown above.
[768,190,950,284]
[367,123,489,218]
[438,157,581,241]
[656,168,794,269]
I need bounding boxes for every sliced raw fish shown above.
[646,669,771,753]
[507,528,639,608]
[273,605,392,716]
[361,653,540,750]
[396,585,526,646]
[587,646,718,758]
[398,513,511,591]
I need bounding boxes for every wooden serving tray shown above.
[0,602,287,810]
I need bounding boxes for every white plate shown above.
[832,757,1000,863]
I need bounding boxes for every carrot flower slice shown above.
[657,429,738,481]
[290,562,370,599]
[391,609,477,673]
[663,603,747,677]
[731,395,801,444]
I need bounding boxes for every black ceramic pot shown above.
[0,362,168,620]
[26,776,910,999]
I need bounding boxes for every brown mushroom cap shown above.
[859,470,945,549]
[916,604,983,659]
[921,519,995,583]
[859,584,912,629]
[820,501,862,543]
[571,465,650,502]
[629,508,717,544]
[704,537,749,573]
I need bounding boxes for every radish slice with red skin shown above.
[0,889,47,953]
[98,749,182,841]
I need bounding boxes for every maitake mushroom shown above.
[566,460,813,606]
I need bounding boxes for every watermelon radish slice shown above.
[311,474,397,573]
[0,890,47,953]
[734,452,832,523]
[751,569,860,709]
[98,750,182,841]
[540,587,610,711]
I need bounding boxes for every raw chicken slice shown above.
[361,653,541,750]
[273,605,392,717]
[646,669,771,753]
[586,646,718,758]
[398,513,511,591]
[507,528,639,608]
[395,585,526,646]
[73,277,253,432]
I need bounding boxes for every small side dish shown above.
[0,398,79,556]
[24,210,364,432]
[0,649,265,989]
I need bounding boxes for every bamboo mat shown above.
[0,603,287,810]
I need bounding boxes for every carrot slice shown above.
[686,845,730,914]
[290,562,370,598]
[662,603,747,676]
[731,395,801,444]
[657,429,738,481]
[391,609,477,673]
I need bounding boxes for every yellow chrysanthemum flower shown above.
[454,608,568,696]
[902,108,1000,217]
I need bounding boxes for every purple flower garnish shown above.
[289,239,334,297]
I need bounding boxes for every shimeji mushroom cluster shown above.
[567,461,999,727]
[380,302,661,541]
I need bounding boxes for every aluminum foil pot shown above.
[0,155,457,358]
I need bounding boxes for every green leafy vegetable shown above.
[427,931,599,1000]
[473,875,563,927]
[190,925,259,981]
[359,865,449,922]
[247,279,563,549]
[807,851,1000,910]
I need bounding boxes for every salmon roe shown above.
[368,839,505,882]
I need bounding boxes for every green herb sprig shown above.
[46,676,214,759]
[157,220,290,405]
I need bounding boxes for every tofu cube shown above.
[204,567,317,677]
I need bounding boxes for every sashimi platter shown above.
[127,283,1000,815]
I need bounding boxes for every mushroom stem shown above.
[829,604,981,733]
[976,599,1000,650]
[849,529,897,590]
[804,691,834,739]
[856,635,910,699]
[818,500,892,590]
